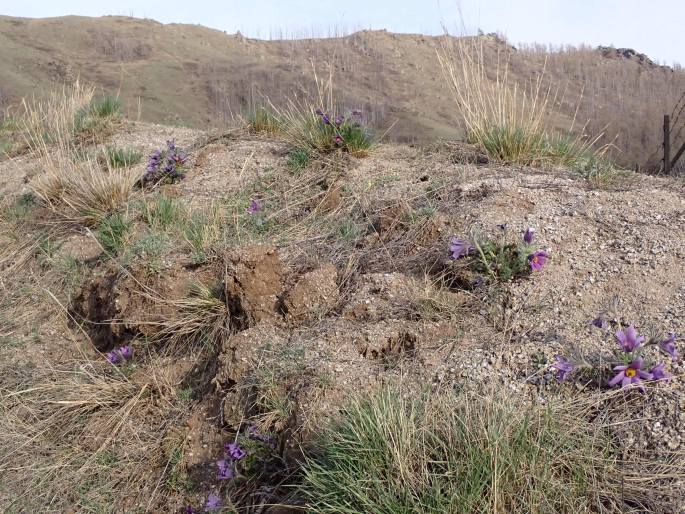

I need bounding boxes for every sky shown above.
[2,0,683,65]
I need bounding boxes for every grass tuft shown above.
[299,386,681,513]
[96,212,132,255]
[438,38,608,169]
[247,106,282,135]
[100,146,142,168]
[287,146,312,172]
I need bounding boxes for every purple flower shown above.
[315,108,324,116]
[119,345,133,361]
[449,237,474,260]
[322,114,331,125]
[609,358,652,392]
[216,459,235,480]
[246,199,262,215]
[247,425,274,445]
[650,362,672,382]
[333,134,344,145]
[352,109,363,116]
[591,317,609,330]
[528,250,549,271]
[205,493,222,510]
[523,227,535,244]
[334,115,344,126]
[660,333,679,360]
[105,351,120,364]
[225,442,247,461]
[185,507,196,514]
[615,325,645,353]
[170,152,188,165]
[471,276,485,288]
[551,355,575,382]
[166,139,177,151]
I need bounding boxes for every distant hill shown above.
[1,15,683,169]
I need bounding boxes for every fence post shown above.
[664,114,671,174]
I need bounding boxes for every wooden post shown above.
[664,114,671,174]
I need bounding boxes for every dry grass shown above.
[7,81,137,227]
[0,357,162,512]
[146,281,230,354]
[31,158,139,227]
[437,37,607,169]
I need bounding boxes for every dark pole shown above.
[664,114,671,174]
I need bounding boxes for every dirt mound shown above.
[283,263,339,322]
[224,245,285,328]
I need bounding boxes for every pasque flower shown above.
[246,199,262,214]
[205,493,222,510]
[650,362,672,382]
[225,442,247,461]
[551,355,576,382]
[609,358,652,391]
[449,238,474,260]
[119,345,133,360]
[523,227,535,244]
[591,316,609,330]
[660,333,678,360]
[528,250,549,271]
[216,459,235,480]
[615,325,645,352]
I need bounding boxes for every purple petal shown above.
[523,227,535,244]
[205,493,222,510]
[608,371,625,387]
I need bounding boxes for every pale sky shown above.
[2,0,683,65]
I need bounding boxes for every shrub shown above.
[298,386,677,513]
[100,146,142,168]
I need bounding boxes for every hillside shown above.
[0,86,685,510]
[1,15,684,169]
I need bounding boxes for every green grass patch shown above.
[142,196,184,231]
[1,193,36,222]
[96,213,132,255]
[287,147,311,172]
[247,107,282,135]
[101,147,142,169]
[74,95,122,138]
[298,387,641,514]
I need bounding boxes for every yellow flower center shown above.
[532,257,539,264]
[625,368,637,378]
